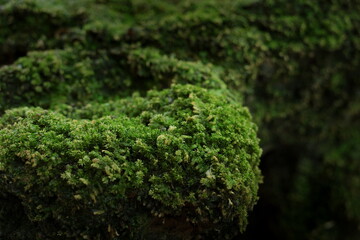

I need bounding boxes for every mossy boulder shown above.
[0,84,261,239]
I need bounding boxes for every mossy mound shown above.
[0,0,359,239]
[0,84,261,239]
[0,46,227,113]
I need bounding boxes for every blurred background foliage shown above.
[0,0,359,239]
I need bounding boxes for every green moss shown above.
[0,0,359,239]
[0,0,85,65]
[0,48,131,111]
[0,84,261,239]
[0,46,230,113]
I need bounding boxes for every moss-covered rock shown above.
[0,46,229,113]
[0,0,359,239]
[0,84,261,239]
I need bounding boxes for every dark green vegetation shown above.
[0,0,359,239]
[0,85,261,239]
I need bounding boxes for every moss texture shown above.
[0,84,261,239]
[0,0,359,239]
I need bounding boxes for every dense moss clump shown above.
[0,0,359,239]
[0,84,261,239]
[0,47,227,113]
